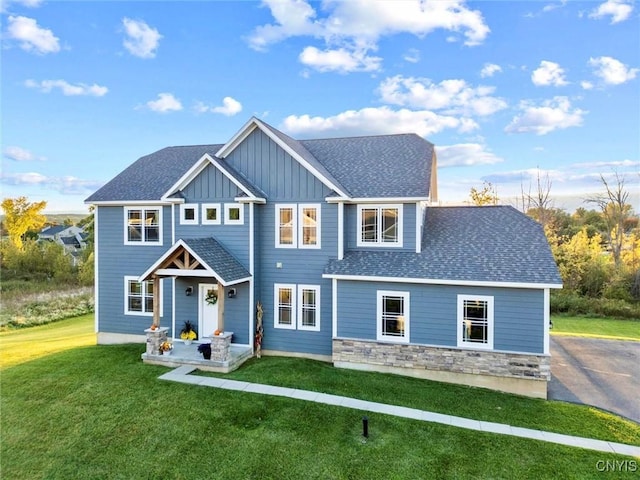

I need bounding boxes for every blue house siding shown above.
[335,280,545,354]
[182,163,240,199]
[344,203,417,252]
[224,129,328,200]
[96,205,174,336]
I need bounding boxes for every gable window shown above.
[457,295,494,349]
[201,203,221,225]
[274,284,296,329]
[224,203,244,225]
[357,205,402,247]
[180,204,198,225]
[124,276,162,316]
[274,283,320,331]
[377,290,410,343]
[275,204,321,249]
[298,285,320,331]
[125,207,162,245]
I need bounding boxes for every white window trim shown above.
[299,203,321,249]
[457,294,494,350]
[124,206,163,246]
[124,276,163,317]
[224,203,244,225]
[376,290,410,343]
[357,204,403,248]
[201,203,221,225]
[180,203,199,225]
[274,283,296,330]
[297,284,320,331]
[275,204,297,248]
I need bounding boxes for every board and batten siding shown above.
[224,128,328,200]
[96,205,173,336]
[344,203,417,252]
[336,280,545,354]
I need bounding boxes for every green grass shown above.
[0,314,95,368]
[2,317,639,478]
[551,315,640,341]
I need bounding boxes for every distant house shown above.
[85,117,562,398]
[38,225,87,264]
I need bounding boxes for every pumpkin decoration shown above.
[214,329,221,336]
[150,324,158,331]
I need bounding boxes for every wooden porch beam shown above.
[152,275,160,327]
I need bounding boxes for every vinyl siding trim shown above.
[322,274,562,290]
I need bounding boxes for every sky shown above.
[1,0,639,214]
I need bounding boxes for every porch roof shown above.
[140,237,251,286]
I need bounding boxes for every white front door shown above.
[199,283,219,338]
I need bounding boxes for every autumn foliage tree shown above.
[469,181,499,206]
[1,197,47,249]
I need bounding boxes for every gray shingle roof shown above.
[301,134,434,198]
[85,119,436,203]
[324,206,562,286]
[183,237,250,284]
[86,145,223,202]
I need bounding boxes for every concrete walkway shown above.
[160,366,640,458]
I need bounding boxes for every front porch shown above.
[142,339,253,373]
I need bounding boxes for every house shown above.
[85,117,562,398]
[38,225,88,265]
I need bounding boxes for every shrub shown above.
[551,291,640,319]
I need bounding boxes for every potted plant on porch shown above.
[180,321,197,345]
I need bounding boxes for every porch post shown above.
[217,281,225,331]
[152,274,160,328]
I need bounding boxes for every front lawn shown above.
[2,343,639,479]
[551,315,640,341]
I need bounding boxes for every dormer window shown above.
[357,204,402,247]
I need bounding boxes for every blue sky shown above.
[2,0,638,214]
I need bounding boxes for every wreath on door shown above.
[205,289,218,305]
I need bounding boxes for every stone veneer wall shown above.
[333,338,550,381]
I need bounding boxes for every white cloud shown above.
[195,97,243,116]
[281,106,478,139]
[24,79,108,96]
[145,93,182,113]
[505,96,586,135]
[247,0,489,72]
[437,143,504,167]
[480,63,502,78]
[0,172,103,195]
[122,18,162,58]
[588,56,638,85]
[3,146,46,162]
[570,159,640,169]
[299,46,381,73]
[581,81,594,90]
[589,0,633,24]
[6,15,60,54]
[403,48,420,64]
[531,60,568,86]
[378,75,507,117]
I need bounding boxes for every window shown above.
[180,204,198,225]
[298,285,320,331]
[275,204,321,249]
[299,204,320,248]
[124,276,162,316]
[274,284,296,329]
[457,295,494,349]
[357,205,402,247]
[377,290,410,342]
[274,283,320,331]
[125,207,162,245]
[276,205,296,248]
[224,203,244,225]
[201,203,221,225]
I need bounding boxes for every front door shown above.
[199,283,219,338]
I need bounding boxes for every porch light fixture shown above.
[185,286,193,296]
[227,288,237,299]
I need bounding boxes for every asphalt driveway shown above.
[549,336,640,423]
